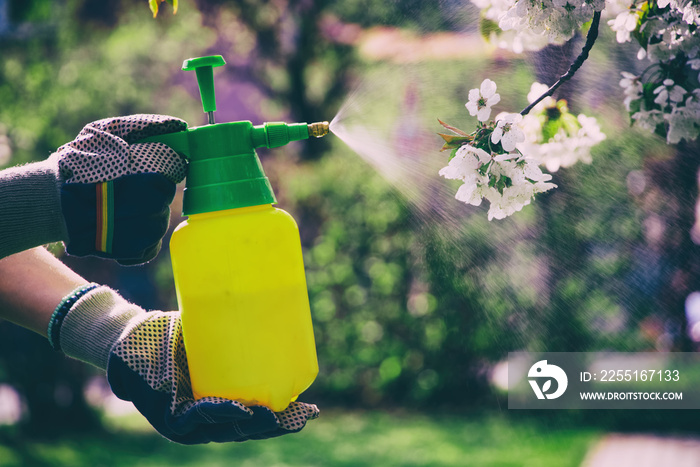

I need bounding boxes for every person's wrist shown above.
[47,283,100,351]
[0,159,69,258]
[57,285,146,369]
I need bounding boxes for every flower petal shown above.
[468,88,480,102]
[491,127,503,145]
[477,106,492,122]
[480,79,498,98]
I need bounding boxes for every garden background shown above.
[1,0,700,465]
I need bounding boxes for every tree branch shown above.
[520,11,602,116]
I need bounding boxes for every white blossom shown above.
[518,113,605,172]
[643,13,700,62]
[471,0,700,148]
[439,145,490,182]
[663,0,700,26]
[470,0,604,50]
[526,82,556,113]
[681,3,700,26]
[491,113,525,151]
[619,71,643,110]
[489,29,552,53]
[466,79,501,122]
[456,181,485,206]
[602,0,635,18]
[577,114,606,146]
[439,145,491,208]
[439,144,556,220]
[497,0,604,44]
[632,109,665,131]
[653,78,687,107]
[665,93,700,143]
[470,0,551,53]
[609,10,639,43]
[516,83,605,172]
[483,158,556,220]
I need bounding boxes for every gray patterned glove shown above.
[54,114,187,184]
[52,285,319,444]
[53,114,188,264]
[0,115,188,262]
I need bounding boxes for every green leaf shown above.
[628,98,641,117]
[641,82,659,111]
[541,118,562,142]
[472,128,496,152]
[654,122,667,139]
[495,176,506,194]
[630,5,648,46]
[149,0,159,18]
[165,0,179,14]
[151,0,178,17]
[545,106,562,121]
[438,133,472,151]
[555,99,569,113]
[561,112,580,136]
[479,161,492,176]
[479,16,500,42]
[438,119,469,136]
[448,147,459,161]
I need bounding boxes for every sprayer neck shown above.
[139,120,312,216]
[188,203,273,222]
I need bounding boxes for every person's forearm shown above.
[0,247,87,337]
[0,160,68,259]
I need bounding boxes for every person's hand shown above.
[50,285,319,444]
[53,114,188,265]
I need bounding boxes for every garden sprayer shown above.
[140,55,327,411]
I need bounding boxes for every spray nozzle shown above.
[308,121,329,138]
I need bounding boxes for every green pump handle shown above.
[182,55,226,124]
[138,55,329,216]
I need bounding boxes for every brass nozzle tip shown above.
[308,121,330,138]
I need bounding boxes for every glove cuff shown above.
[0,159,69,259]
[59,285,146,369]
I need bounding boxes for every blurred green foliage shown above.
[328,0,474,32]
[0,0,211,167]
[0,410,600,466]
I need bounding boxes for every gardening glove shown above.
[53,114,188,265]
[50,284,319,445]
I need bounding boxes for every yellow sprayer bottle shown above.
[141,56,327,411]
